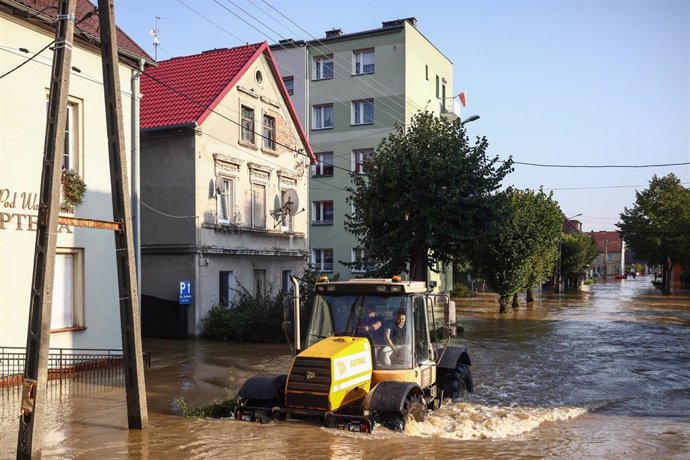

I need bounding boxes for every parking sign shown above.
[179,280,192,305]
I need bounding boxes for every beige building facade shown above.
[0,0,151,349]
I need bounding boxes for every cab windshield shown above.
[305,293,408,348]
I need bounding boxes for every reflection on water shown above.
[1,276,689,459]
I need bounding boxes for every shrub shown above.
[201,282,287,342]
[450,283,473,298]
[177,396,239,418]
[583,279,594,285]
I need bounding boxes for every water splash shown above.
[404,402,590,439]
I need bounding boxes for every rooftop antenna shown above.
[150,16,160,61]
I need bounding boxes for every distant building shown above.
[139,42,315,337]
[590,231,625,277]
[271,18,458,289]
[0,0,152,348]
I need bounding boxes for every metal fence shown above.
[0,347,151,401]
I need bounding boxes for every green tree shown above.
[345,111,513,282]
[617,174,690,293]
[560,233,598,286]
[521,190,563,303]
[473,189,561,312]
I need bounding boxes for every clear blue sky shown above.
[116,0,689,231]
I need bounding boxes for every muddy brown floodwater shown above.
[2,276,690,459]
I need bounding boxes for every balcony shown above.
[439,97,462,120]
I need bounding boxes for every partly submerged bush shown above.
[201,282,287,342]
[177,396,239,418]
[450,283,474,298]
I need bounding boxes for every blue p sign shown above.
[179,280,192,305]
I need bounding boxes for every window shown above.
[312,104,333,129]
[607,253,614,262]
[425,65,429,81]
[241,105,255,144]
[312,152,334,177]
[217,177,234,224]
[51,248,84,330]
[312,200,333,225]
[413,295,431,363]
[281,189,294,231]
[63,102,78,170]
[312,249,334,272]
[353,49,374,75]
[263,115,276,150]
[435,75,440,98]
[283,76,294,95]
[313,55,333,80]
[351,248,373,273]
[441,82,447,111]
[254,269,266,296]
[252,183,266,228]
[352,99,374,125]
[219,271,236,306]
[282,270,293,293]
[353,148,374,174]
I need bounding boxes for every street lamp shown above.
[557,213,583,291]
[460,115,480,126]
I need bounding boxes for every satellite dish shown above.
[215,175,226,194]
[283,189,299,216]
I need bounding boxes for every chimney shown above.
[325,28,343,38]
[381,17,417,29]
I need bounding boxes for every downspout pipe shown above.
[131,58,144,303]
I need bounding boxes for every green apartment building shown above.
[271,18,459,288]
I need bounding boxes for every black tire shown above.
[375,393,426,432]
[443,364,472,402]
[404,394,426,425]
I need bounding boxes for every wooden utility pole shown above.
[17,1,148,457]
[16,1,77,457]
[97,0,148,430]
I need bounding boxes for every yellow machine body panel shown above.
[289,336,373,411]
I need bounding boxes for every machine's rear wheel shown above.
[443,364,472,402]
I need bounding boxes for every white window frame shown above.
[312,249,334,272]
[312,152,334,177]
[353,49,375,75]
[282,76,294,95]
[282,270,293,293]
[51,248,84,330]
[351,99,374,125]
[251,182,267,229]
[312,104,334,129]
[351,248,373,273]
[312,200,333,225]
[352,148,374,174]
[48,97,81,172]
[313,55,333,80]
[263,114,276,151]
[216,176,235,225]
[241,105,255,144]
[219,270,236,306]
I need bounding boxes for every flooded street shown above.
[2,276,690,459]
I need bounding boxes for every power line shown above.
[214,0,417,128]
[513,160,690,169]
[0,40,54,80]
[544,182,690,191]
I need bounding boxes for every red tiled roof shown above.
[140,43,263,129]
[140,42,315,163]
[590,231,624,253]
[6,0,152,63]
